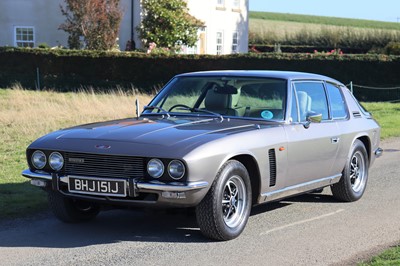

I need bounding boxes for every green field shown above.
[250,11,400,30]
[249,11,400,50]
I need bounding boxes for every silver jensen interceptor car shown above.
[23,71,382,241]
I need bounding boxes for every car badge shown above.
[95,145,111,149]
[69,158,85,163]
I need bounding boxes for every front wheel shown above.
[196,160,252,241]
[48,191,100,223]
[331,139,369,202]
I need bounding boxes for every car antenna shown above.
[135,98,140,118]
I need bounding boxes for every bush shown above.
[38,43,50,49]
[384,42,400,55]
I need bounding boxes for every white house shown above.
[0,0,248,54]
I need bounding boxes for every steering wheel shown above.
[168,104,191,112]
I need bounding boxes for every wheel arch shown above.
[230,154,261,205]
[356,136,371,165]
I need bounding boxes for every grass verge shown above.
[0,87,152,219]
[363,102,400,139]
[359,245,400,265]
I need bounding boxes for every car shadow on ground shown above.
[0,191,338,248]
[250,190,338,215]
[0,208,210,248]
[284,191,339,204]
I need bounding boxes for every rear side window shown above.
[326,83,348,119]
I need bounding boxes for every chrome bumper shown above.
[21,169,208,193]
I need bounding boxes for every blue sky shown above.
[249,0,400,22]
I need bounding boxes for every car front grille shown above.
[64,152,145,179]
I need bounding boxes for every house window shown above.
[186,45,197,54]
[233,0,240,8]
[232,32,238,53]
[216,31,223,55]
[216,0,226,10]
[14,27,35,47]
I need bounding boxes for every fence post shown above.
[36,67,40,91]
[135,98,140,118]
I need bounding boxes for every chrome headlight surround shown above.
[168,160,185,180]
[147,158,164,179]
[49,152,64,171]
[31,150,46,170]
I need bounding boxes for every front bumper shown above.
[22,169,209,206]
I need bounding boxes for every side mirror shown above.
[303,111,322,129]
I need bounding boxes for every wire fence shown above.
[346,82,400,103]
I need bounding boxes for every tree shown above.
[59,0,123,50]
[137,0,204,50]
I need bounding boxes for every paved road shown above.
[1,138,399,266]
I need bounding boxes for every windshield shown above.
[143,76,287,121]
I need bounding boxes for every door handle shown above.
[331,137,340,144]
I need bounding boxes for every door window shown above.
[293,82,329,122]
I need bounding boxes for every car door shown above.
[284,81,341,187]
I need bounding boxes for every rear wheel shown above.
[196,160,252,241]
[331,139,369,202]
[48,191,100,223]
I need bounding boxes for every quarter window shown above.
[14,26,35,47]
[326,83,348,119]
[293,82,329,122]
[216,31,223,55]
[232,32,238,53]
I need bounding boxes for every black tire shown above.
[48,191,100,223]
[331,139,369,202]
[196,160,252,241]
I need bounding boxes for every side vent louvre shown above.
[352,111,362,118]
[268,149,277,187]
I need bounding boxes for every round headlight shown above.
[168,160,185,180]
[31,150,46,169]
[49,152,64,171]
[147,159,164,179]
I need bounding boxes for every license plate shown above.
[68,176,126,197]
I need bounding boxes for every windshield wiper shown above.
[142,105,171,118]
[177,107,223,121]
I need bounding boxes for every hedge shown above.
[249,45,370,54]
[1,47,400,101]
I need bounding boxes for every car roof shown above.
[175,70,344,86]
